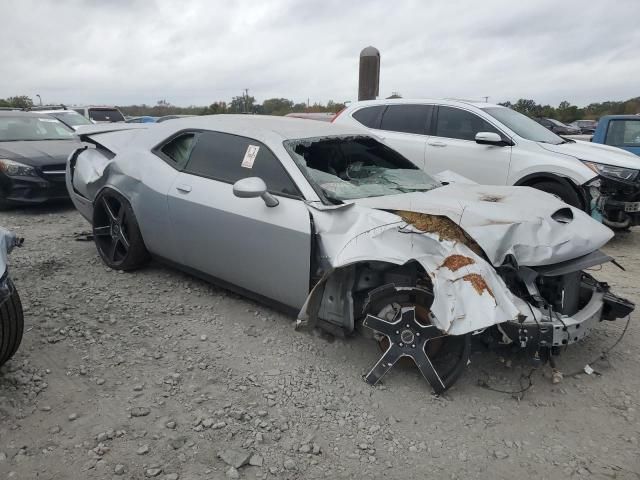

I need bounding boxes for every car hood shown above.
[538,140,640,169]
[352,183,613,267]
[0,140,81,167]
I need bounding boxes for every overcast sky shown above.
[2,0,639,107]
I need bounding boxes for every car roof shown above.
[345,98,505,110]
[0,110,57,118]
[160,114,367,141]
[599,115,640,121]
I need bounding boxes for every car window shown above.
[160,133,197,169]
[352,106,384,128]
[436,106,500,141]
[52,111,93,126]
[285,135,440,202]
[605,119,640,147]
[185,131,301,197]
[380,105,431,134]
[88,109,125,122]
[0,116,75,141]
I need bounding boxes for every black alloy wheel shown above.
[92,190,149,271]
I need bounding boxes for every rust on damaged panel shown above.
[395,211,483,255]
[462,273,494,298]
[441,254,475,271]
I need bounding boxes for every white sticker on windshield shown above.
[241,145,260,169]
[39,118,59,122]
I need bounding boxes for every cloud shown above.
[1,0,638,107]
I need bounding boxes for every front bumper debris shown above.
[501,274,634,349]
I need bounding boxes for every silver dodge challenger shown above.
[66,116,634,393]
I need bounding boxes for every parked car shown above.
[591,115,640,157]
[66,116,633,393]
[570,119,598,134]
[125,116,158,124]
[73,106,125,123]
[0,111,81,208]
[28,106,94,130]
[284,112,336,122]
[333,99,640,229]
[535,117,581,135]
[0,227,23,368]
[156,115,194,123]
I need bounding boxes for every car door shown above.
[425,105,512,185]
[372,104,432,170]
[166,130,312,309]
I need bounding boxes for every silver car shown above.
[66,115,634,393]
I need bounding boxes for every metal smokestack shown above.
[358,46,380,101]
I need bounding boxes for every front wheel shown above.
[0,278,24,368]
[361,285,471,394]
[92,190,149,271]
[530,180,583,210]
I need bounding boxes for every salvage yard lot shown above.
[1,204,639,479]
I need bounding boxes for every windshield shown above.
[50,111,93,126]
[482,107,565,144]
[285,135,440,202]
[0,115,75,141]
[88,108,125,122]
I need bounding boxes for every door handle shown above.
[176,184,192,193]
[427,141,447,147]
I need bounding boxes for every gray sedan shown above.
[66,115,633,393]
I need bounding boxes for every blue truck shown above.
[591,115,640,156]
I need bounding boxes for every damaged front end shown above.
[496,250,634,350]
[586,176,640,229]
[297,189,634,394]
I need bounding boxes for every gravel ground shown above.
[1,203,639,480]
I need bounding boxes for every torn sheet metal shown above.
[301,203,521,335]
[353,183,614,267]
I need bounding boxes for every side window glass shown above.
[606,120,640,147]
[161,133,197,169]
[436,106,500,141]
[352,106,384,128]
[380,105,431,134]
[185,131,300,197]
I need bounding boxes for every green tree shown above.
[3,95,33,108]
[230,95,256,113]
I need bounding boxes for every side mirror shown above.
[475,131,509,146]
[232,177,279,207]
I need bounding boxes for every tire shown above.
[362,285,471,392]
[0,279,24,368]
[530,180,583,209]
[92,189,149,271]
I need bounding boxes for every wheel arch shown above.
[514,172,588,210]
[299,259,430,336]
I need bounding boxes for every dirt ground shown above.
[1,203,639,480]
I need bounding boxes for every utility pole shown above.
[482,96,489,103]
[243,88,249,113]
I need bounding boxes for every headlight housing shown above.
[0,159,38,177]
[582,161,639,182]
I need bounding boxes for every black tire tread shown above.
[0,279,24,367]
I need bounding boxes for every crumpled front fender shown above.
[299,204,520,335]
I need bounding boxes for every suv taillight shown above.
[331,108,346,123]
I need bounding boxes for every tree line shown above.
[2,94,638,122]
[499,97,640,123]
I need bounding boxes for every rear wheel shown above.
[0,279,24,368]
[92,190,149,271]
[361,286,471,394]
[530,180,583,209]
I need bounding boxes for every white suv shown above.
[334,99,640,229]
